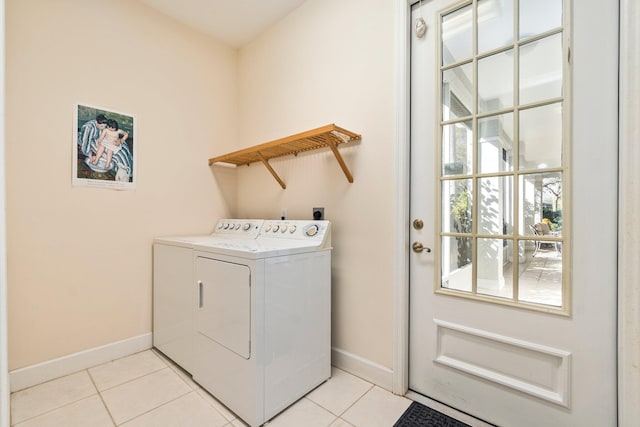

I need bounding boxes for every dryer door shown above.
[195,256,251,359]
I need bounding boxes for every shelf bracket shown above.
[257,151,286,189]
[324,134,354,183]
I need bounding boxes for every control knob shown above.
[305,224,319,237]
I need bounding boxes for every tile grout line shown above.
[338,385,408,427]
[336,383,375,419]
[194,386,242,424]
[11,394,105,427]
[87,368,118,426]
[93,364,170,393]
[98,365,195,426]
[335,417,357,427]
[298,397,340,425]
[100,351,233,426]
[81,350,186,426]
[109,389,195,426]
[316,382,376,421]
[10,369,101,426]
[152,349,242,424]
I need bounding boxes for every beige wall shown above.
[236,0,396,369]
[6,0,398,375]
[6,0,238,369]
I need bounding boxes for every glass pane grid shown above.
[471,27,565,63]
[441,58,474,72]
[437,0,566,312]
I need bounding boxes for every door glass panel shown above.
[478,113,514,173]
[519,172,563,236]
[519,103,562,170]
[520,33,563,105]
[437,0,566,311]
[478,0,514,54]
[442,121,472,176]
[519,0,562,39]
[442,63,474,120]
[479,176,513,235]
[518,240,562,307]
[442,4,473,66]
[477,238,513,299]
[441,236,473,292]
[442,179,473,234]
[478,50,514,114]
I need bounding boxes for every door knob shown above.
[412,241,431,253]
[413,219,424,230]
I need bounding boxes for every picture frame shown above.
[73,103,136,190]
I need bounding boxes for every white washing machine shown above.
[153,219,331,427]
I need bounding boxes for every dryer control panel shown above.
[213,219,264,237]
[259,220,331,245]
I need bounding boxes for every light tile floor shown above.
[10,349,415,427]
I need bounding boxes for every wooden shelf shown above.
[208,124,361,189]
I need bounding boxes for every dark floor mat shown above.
[393,402,471,427]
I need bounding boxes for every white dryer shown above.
[153,219,331,427]
[153,219,264,375]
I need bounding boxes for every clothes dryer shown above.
[153,219,263,374]
[153,219,331,427]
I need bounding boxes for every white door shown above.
[408,1,618,426]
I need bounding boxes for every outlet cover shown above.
[313,207,324,220]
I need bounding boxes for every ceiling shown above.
[137,0,308,47]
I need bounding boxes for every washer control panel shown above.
[213,219,264,237]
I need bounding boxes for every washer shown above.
[153,219,332,427]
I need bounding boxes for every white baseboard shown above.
[10,340,391,396]
[331,347,394,391]
[10,333,152,392]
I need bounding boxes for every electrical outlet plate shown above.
[313,207,324,220]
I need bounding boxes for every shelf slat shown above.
[208,124,360,188]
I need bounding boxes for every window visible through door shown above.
[437,0,568,312]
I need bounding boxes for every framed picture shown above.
[73,103,136,190]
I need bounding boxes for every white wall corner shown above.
[332,347,394,392]
[0,0,8,425]
[618,0,640,425]
[9,334,152,392]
